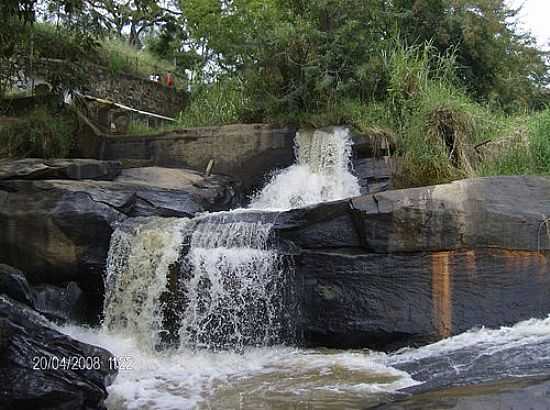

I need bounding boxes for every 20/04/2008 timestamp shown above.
[32,355,134,371]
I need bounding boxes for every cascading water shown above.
[251,127,361,210]
[101,126,359,352]
[179,213,295,349]
[102,217,187,350]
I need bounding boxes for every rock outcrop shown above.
[0,158,122,181]
[270,176,550,348]
[371,377,550,410]
[0,295,117,410]
[100,124,297,192]
[0,159,241,322]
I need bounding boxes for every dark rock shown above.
[32,282,86,324]
[269,176,550,349]
[353,157,393,194]
[296,248,550,349]
[349,176,550,253]
[370,377,550,410]
[0,264,34,308]
[0,295,117,410]
[101,124,296,194]
[0,158,122,181]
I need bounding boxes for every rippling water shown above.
[59,325,417,410]
[60,315,550,410]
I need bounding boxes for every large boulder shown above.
[371,377,550,410]
[0,160,241,321]
[270,176,550,348]
[0,295,117,410]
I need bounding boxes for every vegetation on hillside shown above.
[1,0,550,187]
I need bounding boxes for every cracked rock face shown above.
[0,160,241,322]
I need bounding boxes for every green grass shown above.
[478,109,550,176]
[99,37,178,81]
[177,78,250,127]
[30,23,179,83]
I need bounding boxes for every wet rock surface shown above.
[270,176,550,348]
[0,295,117,410]
[370,377,550,410]
[0,158,122,181]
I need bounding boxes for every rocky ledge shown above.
[0,158,241,322]
[273,175,550,348]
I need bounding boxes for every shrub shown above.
[1,107,76,158]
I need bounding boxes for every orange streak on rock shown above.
[432,252,453,338]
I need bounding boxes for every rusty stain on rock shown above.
[432,251,453,338]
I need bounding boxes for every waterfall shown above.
[251,126,361,210]
[179,213,295,350]
[102,217,187,350]
[102,127,357,351]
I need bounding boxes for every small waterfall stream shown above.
[179,214,294,349]
[251,127,361,209]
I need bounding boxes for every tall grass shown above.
[478,109,550,176]
[177,78,250,127]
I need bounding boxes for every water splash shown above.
[251,127,361,210]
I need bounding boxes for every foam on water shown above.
[60,325,417,410]
[389,315,550,365]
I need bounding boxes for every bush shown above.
[1,107,76,158]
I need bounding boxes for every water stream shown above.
[59,127,550,409]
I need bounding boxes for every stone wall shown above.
[99,124,297,191]
[28,58,186,117]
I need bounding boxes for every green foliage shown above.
[1,107,77,158]
[177,78,252,127]
[479,109,550,176]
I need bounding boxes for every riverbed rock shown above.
[0,295,117,410]
[371,377,550,410]
[0,264,34,307]
[0,160,241,322]
[270,176,550,348]
[0,158,122,181]
[32,281,87,324]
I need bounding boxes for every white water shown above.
[251,127,361,210]
[179,214,293,349]
[60,316,550,409]
[102,218,188,351]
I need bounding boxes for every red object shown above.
[163,73,174,88]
